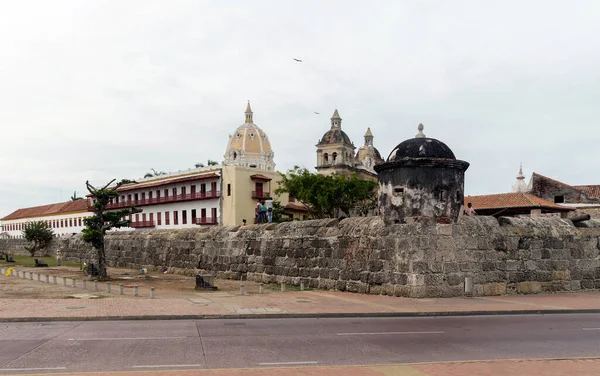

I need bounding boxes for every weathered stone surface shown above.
[2,215,600,298]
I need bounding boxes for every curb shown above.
[2,309,600,322]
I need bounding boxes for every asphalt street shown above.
[1,314,600,374]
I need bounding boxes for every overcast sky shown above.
[1,1,599,216]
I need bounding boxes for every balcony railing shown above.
[251,191,271,199]
[103,191,221,210]
[194,217,218,225]
[130,220,155,228]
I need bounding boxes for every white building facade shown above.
[0,200,92,239]
[105,168,222,229]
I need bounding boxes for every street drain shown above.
[296,300,312,303]
[224,322,246,326]
[66,306,86,310]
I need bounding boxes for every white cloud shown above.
[1,0,599,215]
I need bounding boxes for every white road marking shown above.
[582,328,600,330]
[258,361,318,366]
[0,367,67,372]
[133,364,203,368]
[337,331,445,336]
[68,336,188,341]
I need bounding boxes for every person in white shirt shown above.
[265,199,274,223]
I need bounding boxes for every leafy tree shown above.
[275,166,377,219]
[116,179,136,188]
[22,221,54,257]
[70,191,83,201]
[83,179,142,279]
[271,200,289,223]
[195,159,219,168]
[144,168,166,178]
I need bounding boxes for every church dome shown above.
[318,128,353,146]
[386,124,455,161]
[223,102,275,171]
[316,109,354,147]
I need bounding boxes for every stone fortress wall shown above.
[2,216,600,298]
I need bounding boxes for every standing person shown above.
[259,201,267,223]
[56,249,62,266]
[242,219,247,226]
[255,201,261,223]
[465,202,477,216]
[265,199,273,223]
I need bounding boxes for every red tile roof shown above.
[1,200,89,221]
[532,172,578,189]
[465,192,574,211]
[574,185,600,200]
[250,174,272,181]
[284,202,309,212]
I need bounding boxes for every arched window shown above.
[233,152,237,160]
[332,152,337,162]
[324,153,329,163]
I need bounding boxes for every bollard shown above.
[45,275,50,284]
[37,273,41,282]
[22,271,26,279]
[240,283,244,296]
[133,286,138,297]
[63,277,67,286]
[150,287,155,299]
[29,272,33,280]
[106,282,111,293]
[72,278,76,288]
[464,276,473,295]
[53,276,57,284]
[119,284,124,295]
[82,280,87,289]
[281,283,286,292]
[93,280,98,292]
[300,281,304,291]
[259,283,264,294]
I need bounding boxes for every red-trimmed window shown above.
[211,182,217,194]
[142,213,146,222]
[128,194,132,202]
[69,219,73,227]
[148,191,153,200]
[201,208,206,219]
[191,209,197,223]
[135,214,140,222]
[78,218,82,226]
[182,186,186,196]
[156,190,161,199]
[191,185,196,196]
[211,208,217,223]
[173,211,179,225]
[141,192,145,201]
[164,189,169,198]
[60,219,64,228]
[182,210,187,224]
[227,184,231,196]
[172,187,177,197]
[157,212,162,225]
[149,213,154,223]
[165,211,170,225]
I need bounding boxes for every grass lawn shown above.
[0,255,80,268]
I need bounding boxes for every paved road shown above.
[1,314,600,374]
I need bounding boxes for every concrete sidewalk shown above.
[3,282,600,321]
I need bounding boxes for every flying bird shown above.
[314,111,320,114]
[293,58,303,62]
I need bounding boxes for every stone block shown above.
[551,260,570,270]
[571,249,584,259]
[410,261,428,274]
[549,249,570,260]
[328,269,340,280]
[581,279,594,289]
[407,273,425,286]
[428,261,443,273]
[393,273,408,285]
[459,262,475,272]
[505,260,520,271]
[570,280,581,290]
[446,273,462,286]
[443,262,459,273]
[552,270,571,280]
[518,281,542,294]
[424,274,444,286]
[535,270,553,282]
[482,261,496,271]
